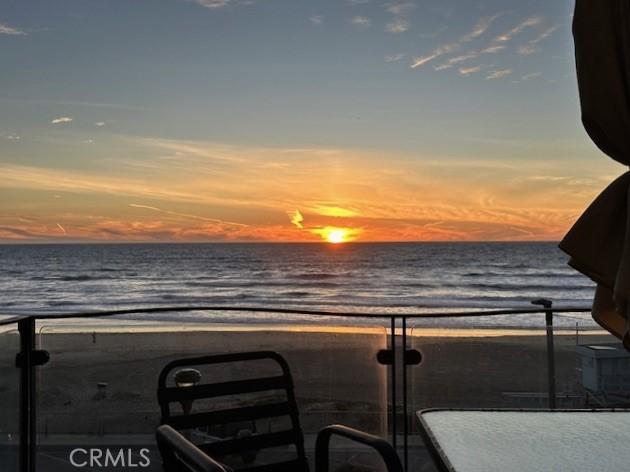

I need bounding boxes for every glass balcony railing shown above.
[0,319,20,472]
[3,304,612,472]
[33,313,388,471]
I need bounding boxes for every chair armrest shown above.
[314,424,403,472]
[156,425,232,472]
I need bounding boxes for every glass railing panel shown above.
[0,321,20,472]
[407,312,608,411]
[410,318,550,412]
[407,312,617,471]
[34,312,388,471]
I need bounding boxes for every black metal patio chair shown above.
[156,423,403,472]
[157,351,402,472]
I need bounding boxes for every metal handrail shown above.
[1,304,592,321]
[0,314,29,326]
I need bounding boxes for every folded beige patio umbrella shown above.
[559,0,630,346]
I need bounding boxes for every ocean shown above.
[0,242,596,328]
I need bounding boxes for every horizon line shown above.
[0,239,562,245]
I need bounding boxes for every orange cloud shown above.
[288,209,304,229]
[0,137,621,242]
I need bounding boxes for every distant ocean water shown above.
[0,242,596,328]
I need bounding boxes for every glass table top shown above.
[417,409,630,472]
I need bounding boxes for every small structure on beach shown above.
[576,343,630,406]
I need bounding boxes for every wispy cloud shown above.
[494,16,543,43]
[384,2,414,33]
[448,52,480,64]
[518,45,536,56]
[411,55,437,69]
[386,18,409,34]
[521,72,542,81]
[517,25,558,55]
[434,63,452,71]
[0,22,26,36]
[192,0,254,9]
[309,15,324,25]
[386,2,415,16]
[350,16,371,29]
[480,45,505,54]
[312,205,360,217]
[461,13,502,42]
[411,42,458,68]
[129,203,247,227]
[434,43,506,70]
[486,69,512,80]
[412,14,554,78]
[459,66,482,76]
[435,52,478,69]
[95,121,106,127]
[50,117,73,124]
[385,53,405,62]
[411,13,500,69]
[3,134,20,140]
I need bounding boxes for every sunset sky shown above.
[0,0,623,243]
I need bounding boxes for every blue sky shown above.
[0,0,622,242]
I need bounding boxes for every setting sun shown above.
[326,229,347,244]
[309,225,363,243]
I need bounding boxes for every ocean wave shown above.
[463,270,581,277]
[401,281,592,291]
[461,283,591,291]
[183,280,342,289]
[294,273,340,280]
[60,275,96,282]
[280,291,314,297]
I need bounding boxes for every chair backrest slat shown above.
[199,429,297,456]
[166,402,292,430]
[158,376,287,403]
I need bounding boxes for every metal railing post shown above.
[402,316,408,472]
[390,316,397,451]
[532,298,556,409]
[545,308,557,409]
[18,317,36,472]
